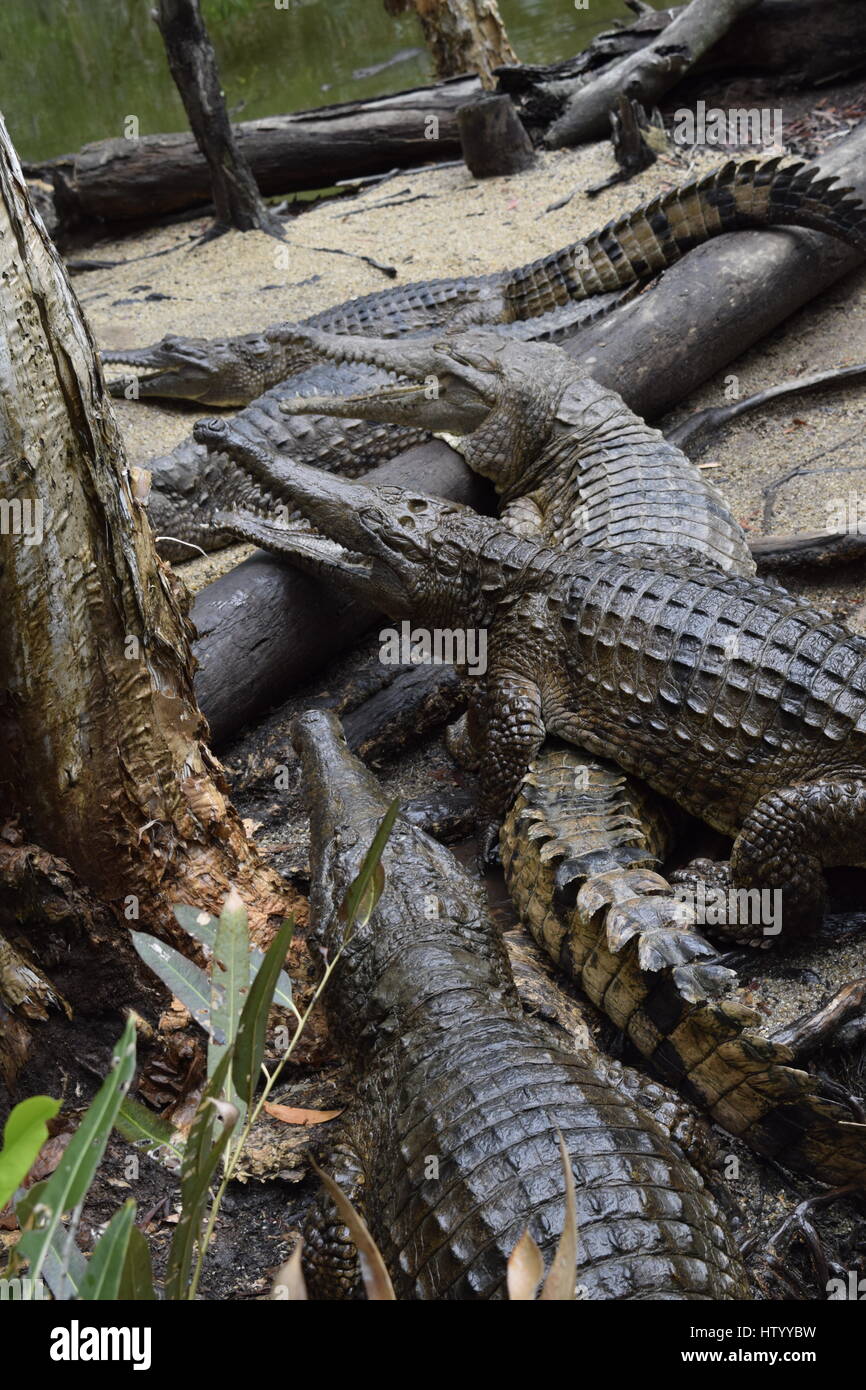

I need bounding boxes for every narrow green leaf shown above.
[115,1097,182,1167]
[164,1051,237,1300]
[338,800,399,930]
[210,889,250,1108]
[176,904,293,1010]
[231,916,295,1111]
[0,1095,60,1212]
[78,1200,137,1301]
[15,1020,136,1286]
[131,932,213,1034]
[15,1182,88,1301]
[117,1225,156,1301]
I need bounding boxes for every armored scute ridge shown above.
[105,157,866,407]
[296,708,748,1300]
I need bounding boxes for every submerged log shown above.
[32,78,480,227]
[194,122,866,744]
[0,115,294,945]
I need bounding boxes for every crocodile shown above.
[210,463,866,1183]
[143,361,429,562]
[103,156,866,407]
[295,706,748,1299]
[139,308,615,561]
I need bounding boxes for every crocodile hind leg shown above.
[729,780,866,939]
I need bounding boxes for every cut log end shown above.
[457,95,536,178]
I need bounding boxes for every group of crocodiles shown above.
[109,158,866,1299]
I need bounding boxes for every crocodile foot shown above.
[445,712,481,771]
[669,858,773,948]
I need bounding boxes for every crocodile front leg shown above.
[478,671,545,863]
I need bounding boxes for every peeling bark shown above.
[0,115,296,945]
[386,0,517,88]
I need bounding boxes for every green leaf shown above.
[232,917,295,1112]
[15,1020,136,1286]
[210,890,250,1113]
[338,800,399,930]
[132,931,212,1033]
[78,1200,137,1301]
[117,1225,156,1301]
[175,904,293,1010]
[15,1181,88,1301]
[115,1097,182,1167]
[164,1051,238,1301]
[0,1095,60,1212]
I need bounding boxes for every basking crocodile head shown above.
[102,327,307,407]
[196,418,501,625]
[271,324,575,457]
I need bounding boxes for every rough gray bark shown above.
[545,0,763,148]
[0,114,293,944]
[192,122,866,743]
[155,0,283,237]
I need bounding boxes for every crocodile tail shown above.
[503,156,866,321]
[502,746,866,1185]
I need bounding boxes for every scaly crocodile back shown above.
[504,157,866,320]
[299,709,747,1299]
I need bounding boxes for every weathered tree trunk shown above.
[154,0,283,237]
[0,115,294,944]
[193,121,866,744]
[385,0,517,88]
[545,0,763,148]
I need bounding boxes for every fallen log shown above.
[503,0,866,137]
[193,122,866,744]
[192,441,492,743]
[545,0,764,150]
[567,121,866,419]
[31,77,480,228]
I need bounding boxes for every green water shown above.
[0,0,633,163]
